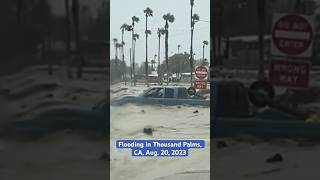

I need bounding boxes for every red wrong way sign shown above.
[195,66,208,79]
[269,59,310,88]
[271,14,314,57]
[193,81,207,89]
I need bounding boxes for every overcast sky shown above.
[110,0,210,65]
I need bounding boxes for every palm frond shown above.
[133,33,140,39]
[145,30,152,35]
[192,14,200,21]
[132,16,140,23]
[144,7,153,17]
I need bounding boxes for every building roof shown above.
[229,35,271,43]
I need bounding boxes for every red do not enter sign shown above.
[195,66,208,79]
[272,14,313,56]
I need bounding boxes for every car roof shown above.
[149,86,187,89]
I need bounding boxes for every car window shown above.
[145,88,164,98]
[164,88,174,98]
[177,88,188,99]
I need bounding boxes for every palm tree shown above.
[131,16,139,86]
[144,7,153,85]
[202,40,208,65]
[116,42,122,62]
[113,38,118,58]
[151,54,157,71]
[257,0,265,80]
[120,23,132,85]
[190,0,194,86]
[113,38,118,62]
[72,0,82,79]
[133,33,139,85]
[178,44,181,54]
[65,0,72,78]
[163,13,175,85]
[157,28,166,84]
[16,0,23,26]
[190,11,200,86]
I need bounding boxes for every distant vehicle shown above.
[112,86,209,106]
[14,99,108,138]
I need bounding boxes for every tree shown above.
[72,0,83,79]
[157,28,166,84]
[65,0,72,78]
[151,54,157,71]
[32,0,53,75]
[112,38,118,62]
[131,16,140,86]
[202,40,208,65]
[257,0,266,80]
[116,42,124,81]
[133,33,139,85]
[116,42,122,61]
[120,23,132,85]
[163,13,175,85]
[144,7,153,85]
[165,53,191,78]
[190,0,200,86]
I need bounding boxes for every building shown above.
[223,35,271,67]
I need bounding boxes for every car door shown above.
[176,87,189,105]
[163,87,176,105]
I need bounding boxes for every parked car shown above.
[112,86,209,106]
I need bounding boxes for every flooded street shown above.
[110,83,210,180]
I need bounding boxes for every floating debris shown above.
[266,153,283,163]
[143,126,154,135]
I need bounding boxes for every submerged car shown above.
[212,80,320,139]
[112,86,209,106]
[14,99,108,138]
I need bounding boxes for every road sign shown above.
[193,81,207,89]
[195,66,208,79]
[271,14,314,57]
[269,59,310,88]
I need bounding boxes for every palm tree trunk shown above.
[114,43,117,60]
[72,0,82,79]
[48,37,53,75]
[65,0,72,78]
[257,0,265,80]
[121,30,126,85]
[202,45,205,65]
[17,0,23,26]
[133,40,136,86]
[131,22,135,86]
[190,5,194,87]
[145,15,149,86]
[158,34,161,84]
[165,28,169,85]
[129,48,132,84]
